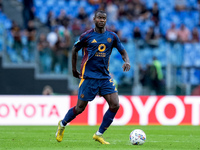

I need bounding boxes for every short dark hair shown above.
[94,10,106,17]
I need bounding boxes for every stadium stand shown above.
[1,0,200,95]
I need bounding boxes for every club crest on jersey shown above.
[98,44,106,52]
[107,38,112,43]
[91,39,97,43]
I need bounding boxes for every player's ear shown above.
[93,17,96,24]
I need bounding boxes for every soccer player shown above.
[56,10,131,144]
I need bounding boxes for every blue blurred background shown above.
[0,0,200,96]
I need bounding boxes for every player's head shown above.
[93,10,107,29]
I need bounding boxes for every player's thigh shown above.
[75,99,88,114]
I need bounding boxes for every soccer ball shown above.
[129,129,146,145]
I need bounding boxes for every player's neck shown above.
[94,27,106,34]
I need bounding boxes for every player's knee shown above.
[109,103,120,113]
[75,105,86,115]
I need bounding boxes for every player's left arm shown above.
[119,49,131,72]
[113,32,130,72]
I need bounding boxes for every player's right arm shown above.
[71,30,90,78]
[72,46,81,78]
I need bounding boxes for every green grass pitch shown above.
[0,125,199,150]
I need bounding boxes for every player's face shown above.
[94,12,107,28]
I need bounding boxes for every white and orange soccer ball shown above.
[129,129,146,145]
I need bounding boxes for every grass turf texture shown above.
[0,125,199,150]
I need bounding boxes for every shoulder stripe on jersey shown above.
[80,29,94,40]
[109,32,117,41]
[80,48,88,78]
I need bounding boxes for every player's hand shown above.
[72,69,80,78]
[122,62,130,72]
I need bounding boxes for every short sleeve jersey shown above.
[74,29,125,79]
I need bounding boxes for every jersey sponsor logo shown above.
[91,39,97,43]
[98,44,106,52]
[95,52,106,57]
[107,38,112,43]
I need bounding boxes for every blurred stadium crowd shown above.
[0,0,200,95]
